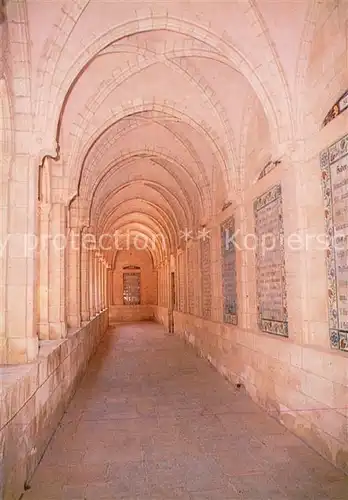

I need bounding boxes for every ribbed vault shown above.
[29,1,318,270]
[44,23,282,268]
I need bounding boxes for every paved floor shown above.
[24,323,348,500]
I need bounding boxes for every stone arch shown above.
[76,113,215,219]
[35,13,292,156]
[296,0,348,133]
[61,48,239,191]
[72,105,231,206]
[94,180,187,236]
[98,198,178,254]
[2,0,39,363]
[86,149,206,223]
[94,186,181,248]
[104,217,169,263]
[6,0,32,129]
[239,92,273,188]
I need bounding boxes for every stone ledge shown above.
[0,310,109,500]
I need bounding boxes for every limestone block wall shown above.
[109,305,154,323]
[153,113,348,472]
[154,306,170,330]
[108,249,157,323]
[0,311,109,500]
[170,310,348,474]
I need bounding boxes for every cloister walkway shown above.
[23,323,347,500]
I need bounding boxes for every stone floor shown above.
[23,322,348,500]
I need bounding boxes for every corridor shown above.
[23,323,347,500]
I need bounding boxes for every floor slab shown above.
[23,322,348,500]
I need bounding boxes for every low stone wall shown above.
[109,305,154,323]
[153,306,169,329]
[0,310,109,500]
[171,311,348,474]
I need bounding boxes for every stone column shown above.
[105,265,109,308]
[66,228,81,328]
[211,225,222,323]
[80,240,90,323]
[95,256,100,313]
[0,81,10,363]
[96,253,101,313]
[48,202,67,338]
[37,203,51,339]
[100,260,104,310]
[236,200,251,330]
[89,249,96,317]
[101,260,104,310]
[102,261,106,310]
[99,259,104,311]
[3,154,39,363]
[107,268,113,307]
[102,263,106,309]
[184,245,188,313]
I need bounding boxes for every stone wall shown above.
[109,305,154,323]
[0,311,109,500]
[154,306,169,330]
[152,111,348,474]
[109,250,157,307]
[168,310,348,474]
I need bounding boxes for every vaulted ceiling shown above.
[16,0,344,266]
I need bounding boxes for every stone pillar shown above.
[99,259,103,311]
[89,249,96,317]
[101,262,106,310]
[184,245,188,313]
[48,202,67,338]
[105,265,109,308]
[107,268,113,307]
[0,81,10,363]
[80,241,90,323]
[4,154,39,363]
[211,225,222,323]
[100,260,104,310]
[95,252,98,313]
[95,256,100,313]
[37,203,51,339]
[66,228,81,328]
[99,260,104,310]
[236,201,251,330]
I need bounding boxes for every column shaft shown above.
[80,242,90,323]
[67,228,81,328]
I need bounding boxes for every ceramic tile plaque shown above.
[254,185,288,336]
[201,238,212,319]
[322,90,348,127]
[321,133,348,351]
[221,216,237,324]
